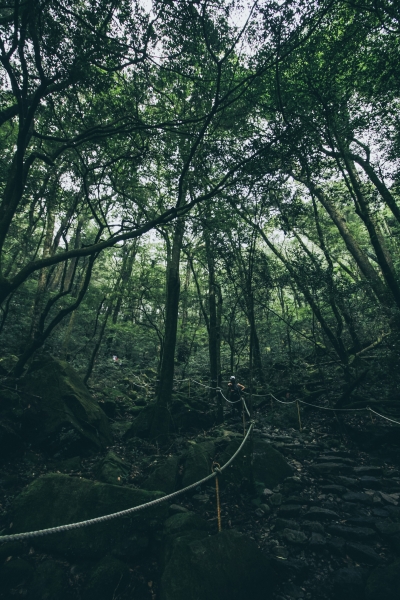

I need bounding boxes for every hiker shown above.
[227,376,245,415]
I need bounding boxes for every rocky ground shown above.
[0,358,400,600]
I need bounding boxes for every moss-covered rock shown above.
[20,357,112,452]
[170,399,215,432]
[181,441,215,488]
[29,560,74,600]
[83,555,131,600]
[252,439,293,488]
[124,401,215,440]
[10,473,167,559]
[163,512,209,537]
[95,451,130,485]
[217,435,253,490]
[365,560,400,600]
[123,403,155,439]
[160,529,278,600]
[143,455,179,494]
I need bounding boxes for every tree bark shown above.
[150,219,185,442]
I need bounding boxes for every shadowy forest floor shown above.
[0,354,400,600]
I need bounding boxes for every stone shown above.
[332,567,367,600]
[21,357,112,452]
[359,476,381,489]
[95,451,130,485]
[10,473,167,559]
[353,466,382,476]
[378,491,398,506]
[303,507,339,521]
[309,463,351,475]
[270,557,309,581]
[143,456,179,494]
[169,504,189,515]
[169,399,215,433]
[56,456,81,473]
[346,543,384,565]
[83,556,130,600]
[181,441,215,488]
[327,525,376,541]
[309,532,326,546]
[271,545,289,558]
[320,485,347,494]
[342,492,372,504]
[316,456,355,464]
[334,476,359,488]
[346,517,377,527]
[29,559,74,600]
[192,494,210,504]
[123,403,155,439]
[279,504,303,517]
[269,493,283,506]
[281,476,303,494]
[163,511,209,535]
[110,421,131,438]
[259,503,271,514]
[217,437,253,490]
[365,560,400,600]
[274,518,300,532]
[372,508,389,518]
[0,557,34,592]
[252,440,293,489]
[327,537,346,556]
[160,530,278,600]
[302,521,324,534]
[282,528,308,545]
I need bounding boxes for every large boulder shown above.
[29,559,74,600]
[143,455,180,494]
[20,357,112,452]
[124,400,215,440]
[252,439,294,488]
[217,435,253,491]
[82,556,131,600]
[8,473,168,559]
[95,451,130,485]
[160,529,278,600]
[181,441,215,488]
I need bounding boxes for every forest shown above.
[0,1,400,599]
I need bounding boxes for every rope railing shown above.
[0,421,255,544]
[125,375,400,426]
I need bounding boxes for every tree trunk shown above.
[112,242,137,324]
[150,219,185,442]
[84,299,113,385]
[29,203,55,340]
[204,227,223,422]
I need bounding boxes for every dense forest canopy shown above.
[1,0,400,438]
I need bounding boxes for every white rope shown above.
[270,393,297,405]
[298,399,366,412]
[0,423,254,543]
[242,398,251,417]
[368,407,400,426]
